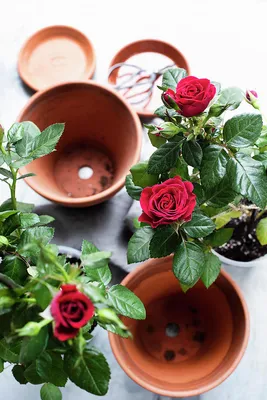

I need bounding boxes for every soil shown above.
[215,211,267,262]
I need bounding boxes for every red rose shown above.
[163,76,216,117]
[51,284,94,341]
[139,176,196,228]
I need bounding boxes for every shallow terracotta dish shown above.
[109,257,249,397]
[108,39,190,119]
[18,26,96,91]
[18,81,142,207]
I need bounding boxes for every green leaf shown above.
[215,210,241,229]
[20,213,40,228]
[149,225,179,257]
[148,132,167,148]
[201,252,221,288]
[205,228,234,247]
[130,161,158,188]
[256,217,267,245]
[81,251,111,269]
[98,322,131,338]
[32,282,53,309]
[46,353,68,387]
[204,178,237,208]
[64,349,110,395]
[0,358,4,373]
[12,365,27,384]
[125,174,142,200]
[24,361,46,384]
[19,326,48,363]
[7,123,24,143]
[81,240,111,285]
[0,199,34,213]
[162,68,187,91]
[169,156,189,180]
[160,122,181,139]
[83,283,107,303]
[256,125,267,148]
[2,214,21,235]
[0,210,18,221]
[173,242,205,286]
[17,172,36,180]
[254,152,267,168]
[108,284,146,320]
[36,352,52,379]
[148,136,184,174]
[208,87,243,117]
[154,105,180,119]
[200,145,229,189]
[183,213,216,238]
[0,167,13,179]
[182,140,203,168]
[18,227,54,259]
[227,153,267,208]
[127,226,154,263]
[29,123,64,159]
[40,383,62,400]
[2,256,28,285]
[223,114,262,148]
[15,122,41,157]
[0,339,20,363]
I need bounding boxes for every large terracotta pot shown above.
[109,257,249,397]
[18,81,142,207]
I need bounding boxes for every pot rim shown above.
[18,25,96,92]
[213,249,267,268]
[108,38,190,119]
[17,80,142,207]
[109,257,250,397]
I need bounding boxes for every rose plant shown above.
[0,122,145,399]
[126,68,267,289]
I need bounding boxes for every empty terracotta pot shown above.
[109,257,249,397]
[18,81,142,207]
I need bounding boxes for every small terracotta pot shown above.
[108,39,190,119]
[109,257,249,397]
[18,81,142,207]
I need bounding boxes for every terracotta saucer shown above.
[108,39,190,119]
[18,25,96,91]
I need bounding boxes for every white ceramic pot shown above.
[213,249,267,268]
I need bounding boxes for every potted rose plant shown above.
[126,68,267,288]
[0,122,145,399]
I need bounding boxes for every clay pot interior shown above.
[109,257,249,397]
[18,82,142,207]
[108,39,190,118]
[18,26,96,91]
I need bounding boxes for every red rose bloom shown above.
[164,76,216,117]
[139,176,196,228]
[51,284,94,341]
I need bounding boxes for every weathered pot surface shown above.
[109,256,249,397]
[18,81,142,207]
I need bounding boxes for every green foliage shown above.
[127,226,154,263]
[148,136,184,174]
[125,174,142,200]
[201,253,221,288]
[161,67,187,91]
[182,140,203,168]
[256,218,267,245]
[108,285,146,320]
[81,240,111,285]
[149,225,179,257]
[200,145,229,189]
[223,114,262,148]
[182,212,216,238]
[131,161,158,188]
[173,242,205,286]
[40,383,62,400]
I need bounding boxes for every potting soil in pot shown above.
[54,143,114,197]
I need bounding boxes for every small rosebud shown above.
[16,321,42,337]
[162,90,179,110]
[245,90,260,110]
[0,236,9,248]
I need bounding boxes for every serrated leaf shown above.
[20,213,40,228]
[0,210,18,221]
[19,326,48,364]
[108,284,146,320]
[98,322,131,338]
[15,122,41,157]
[0,199,34,213]
[169,156,189,180]
[162,68,187,91]
[47,353,68,387]
[127,226,154,263]
[201,252,221,288]
[24,361,46,384]
[183,213,216,238]
[227,153,267,208]
[256,217,267,245]
[17,172,36,180]
[173,242,205,286]
[149,225,179,257]
[205,228,234,247]
[200,145,229,189]
[223,113,262,148]
[182,140,203,168]
[29,123,64,159]
[64,349,110,396]
[81,240,111,285]
[18,226,54,260]
[125,174,142,200]
[32,282,53,309]
[81,251,111,269]
[148,136,184,174]
[256,125,267,148]
[2,214,21,235]
[38,215,55,225]
[209,87,243,117]
[7,123,24,143]
[40,383,62,400]
[12,365,27,384]
[148,132,167,148]
[0,339,21,363]
[130,161,158,188]
[154,105,180,120]
[36,352,52,380]
[254,152,267,168]
[0,167,12,179]
[2,256,28,285]
[204,178,237,208]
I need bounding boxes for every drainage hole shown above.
[78,166,93,180]
[164,350,176,361]
[165,322,180,337]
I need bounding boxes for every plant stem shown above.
[0,273,20,289]
[10,167,17,210]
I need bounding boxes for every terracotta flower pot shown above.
[109,256,249,397]
[18,81,142,207]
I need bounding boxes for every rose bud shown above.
[162,90,179,110]
[245,90,260,109]
[138,176,196,228]
[51,284,94,341]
